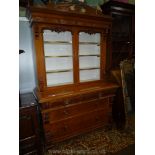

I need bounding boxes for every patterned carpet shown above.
[47,116,134,155]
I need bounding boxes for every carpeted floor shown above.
[47,116,134,155]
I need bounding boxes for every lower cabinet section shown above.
[19,104,42,155]
[39,89,116,149]
[45,109,110,145]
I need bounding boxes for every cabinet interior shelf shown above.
[46,69,73,73]
[79,54,100,57]
[80,67,100,71]
[45,55,72,58]
[46,67,99,73]
[79,42,100,46]
[45,55,100,58]
[44,41,72,44]
[44,41,100,45]
[47,82,73,87]
[80,78,100,82]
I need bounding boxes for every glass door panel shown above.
[79,32,101,82]
[43,30,73,86]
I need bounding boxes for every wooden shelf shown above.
[80,78,100,82]
[44,41,100,46]
[80,67,100,71]
[44,41,72,44]
[79,54,100,57]
[79,42,100,46]
[47,82,73,87]
[46,69,73,73]
[45,55,99,58]
[45,55,72,58]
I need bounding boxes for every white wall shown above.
[19,19,36,94]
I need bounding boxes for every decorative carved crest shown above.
[41,26,73,34]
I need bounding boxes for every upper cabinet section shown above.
[27,2,112,93]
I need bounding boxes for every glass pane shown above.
[43,30,72,42]
[79,32,101,82]
[43,30,73,86]
[80,69,100,82]
[79,56,100,69]
[44,44,72,56]
[46,71,73,86]
[79,32,100,43]
[45,57,73,71]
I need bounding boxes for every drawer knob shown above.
[63,125,68,131]
[99,93,102,99]
[108,112,112,117]
[95,116,100,121]
[44,113,49,124]
[65,100,69,105]
[63,110,69,115]
[109,103,113,107]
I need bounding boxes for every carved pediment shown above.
[29,2,104,17]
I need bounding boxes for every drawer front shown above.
[44,108,110,143]
[40,99,65,110]
[42,97,111,123]
[40,92,115,110]
[19,137,37,155]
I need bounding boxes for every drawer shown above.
[40,99,65,110]
[68,92,99,104]
[42,97,110,123]
[40,92,115,111]
[40,92,100,110]
[20,137,37,155]
[44,108,110,142]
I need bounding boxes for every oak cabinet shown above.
[27,2,119,149]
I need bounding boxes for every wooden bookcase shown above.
[27,2,119,149]
[101,0,135,68]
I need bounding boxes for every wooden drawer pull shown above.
[63,110,69,115]
[63,125,68,131]
[95,116,100,121]
[44,113,49,124]
[109,102,113,107]
[108,112,112,117]
[44,113,49,119]
[65,100,69,105]
[99,93,102,99]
